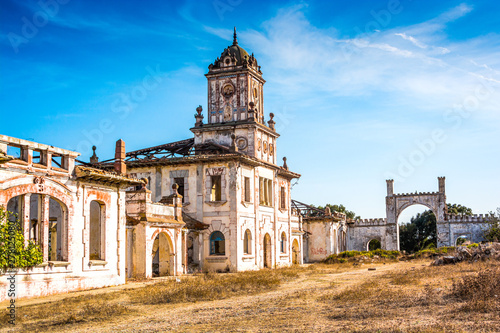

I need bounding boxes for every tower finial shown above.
[233,27,238,45]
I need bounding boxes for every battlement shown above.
[391,191,440,197]
[351,218,387,226]
[446,213,493,223]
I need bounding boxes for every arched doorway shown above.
[367,239,381,251]
[398,204,437,253]
[263,233,272,268]
[152,232,174,277]
[292,239,300,264]
[456,235,471,246]
[386,178,446,250]
[338,229,347,252]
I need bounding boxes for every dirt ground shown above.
[3,259,500,332]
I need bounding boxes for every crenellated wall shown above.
[347,178,492,252]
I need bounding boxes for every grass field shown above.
[1,258,499,332]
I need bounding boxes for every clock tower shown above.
[191,28,279,165]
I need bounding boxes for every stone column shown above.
[22,194,31,244]
[41,195,50,261]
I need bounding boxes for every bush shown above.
[322,249,400,264]
[413,246,455,258]
[452,267,500,312]
[0,206,43,271]
[452,268,500,300]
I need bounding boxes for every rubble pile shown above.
[432,243,500,266]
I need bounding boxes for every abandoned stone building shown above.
[96,29,303,274]
[0,30,493,301]
[292,200,348,262]
[296,177,493,262]
[0,30,303,301]
[346,177,492,252]
[0,135,141,301]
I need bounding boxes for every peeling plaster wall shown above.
[0,163,127,301]
[303,220,341,262]
[127,160,299,272]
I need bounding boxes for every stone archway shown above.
[292,239,300,264]
[263,233,272,268]
[367,239,381,251]
[385,177,447,251]
[152,232,174,277]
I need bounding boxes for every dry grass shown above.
[0,266,305,332]
[2,261,500,332]
[317,260,500,332]
[132,267,301,305]
[451,266,500,313]
[0,293,131,332]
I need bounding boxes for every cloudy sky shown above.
[1,0,499,221]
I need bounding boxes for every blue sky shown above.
[1,0,499,221]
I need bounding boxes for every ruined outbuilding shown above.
[347,177,492,252]
[0,135,145,301]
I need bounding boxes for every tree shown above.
[316,204,360,220]
[399,210,437,253]
[399,203,473,253]
[0,206,43,271]
[447,203,473,216]
[483,208,500,242]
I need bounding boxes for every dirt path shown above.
[58,261,421,332]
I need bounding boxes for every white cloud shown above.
[395,33,428,49]
[224,5,500,119]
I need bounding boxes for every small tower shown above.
[386,179,394,196]
[191,28,279,165]
[438,177,445,194]
[204,27,265,125]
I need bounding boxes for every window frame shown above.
[209,231,225,256]
[174,177,185,203]
[243,176,251,203]
[243,229,252,255]
[89,200,106,261]
[280,232,287,253]
[280,186,286,209]
[259,177,273,207]
[210,175,222,201]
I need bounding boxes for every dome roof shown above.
[208,28,260,73]
[220,43,251,66]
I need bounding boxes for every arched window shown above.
[210,231,225,255]
[89,201,105,260]
[280,232,287,253]
[48,198,66,261]
[244,229,252,254]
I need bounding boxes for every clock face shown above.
[222,83,235,98]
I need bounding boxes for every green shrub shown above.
[322,249,400,264]
[413,246,456,258]
[0,206,43,271]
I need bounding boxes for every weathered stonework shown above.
[0,135,145,301]
[347,177,492,252]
